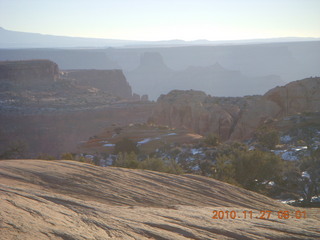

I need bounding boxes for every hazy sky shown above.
[1,0,319,41]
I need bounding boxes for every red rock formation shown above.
[0,59,59,82]
[151,77,320,141]
[151,90,241,140]
[65,69,133,99]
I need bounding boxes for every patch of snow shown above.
[280,135,292,143]
[166,133,177,136]
[280,199,300,204]
[186,157,196,162]
[248,146,255,151]
[281,151,299,161]
[191,148,202,155]
[271,150,286,155]
[312,196,320,202]
[191,165,200,171]
[104,143,115,147]
[268,181,275,186]
[137,137,161,145]
[137,138,152,145]
[302,171,310,179]
[294,146,308,152]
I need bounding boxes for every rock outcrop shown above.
[151,90,244,140]
[0,59,59,83]
[151,77,320,140]
[1,160,319,239]
[0,60,134,99]
[65,69,133,99]
[0,60,152,157]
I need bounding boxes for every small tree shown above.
[113,152,140,169]
[204,134,220,147]
[255,126,279,149]
[0,141,27,159]
[298,148,320,203]
[214,148,283,193]
[114,138,139,154]
[213,155,237,185]
[61,152,74,160]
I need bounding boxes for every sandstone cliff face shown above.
[264,77,320,116]
[66,69,132,99]
[0,59,59,83]
[151,90,243,140]
[230,77,320,139]
[151,77,320,140]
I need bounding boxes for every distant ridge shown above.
[1,27,319,48]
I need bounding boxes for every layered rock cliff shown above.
[0,60,151,157]
[65,69,133,99]
[151,77,320,140]
[0,59,59,83]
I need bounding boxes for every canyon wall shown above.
[151,77,320,140]
[0,60,151,157]
[66,69,132,99]
[0,59,59,83]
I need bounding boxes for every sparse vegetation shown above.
[37,153,55,160]
[213,148,284,193]
[0,141,27,159]
[204,134,220,147]
[61,152,74,160]
[114,138,139,154]
[254,125,279,149]
[113,152,183,174]
[298,148,320,204]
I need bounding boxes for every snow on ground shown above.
[104,143,115,147]
[302,171,311,179]
[166,133,177,136]
[281,151,299,161]
[137,138,152,145]
[137,133,177,145]
[280,135,292,143]
[191,148,202,155]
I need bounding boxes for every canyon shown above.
[1,59,320,158]
[0,60,152,157]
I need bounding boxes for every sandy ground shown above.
[0,160,319,239]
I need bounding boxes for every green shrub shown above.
[114,138,139,154]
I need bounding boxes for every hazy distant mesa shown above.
[1,27,320,100]
[1,27,319,48]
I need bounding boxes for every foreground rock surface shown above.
[0,160,319,239]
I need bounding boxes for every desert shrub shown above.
[298,148,320,203]
[113,127,122,135]
[0,141,27,159]
[113,152,183,174]
[254,126,279,149]
[114,138,139,154]
[37,154,55,160]
[113,152,140,168]
[61,152,75,160]
[214,149,283,193]
[204,134,220,147]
